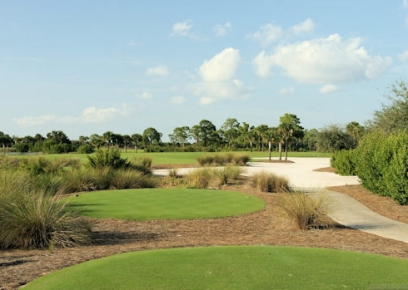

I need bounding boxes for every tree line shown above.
[0,113,366,156]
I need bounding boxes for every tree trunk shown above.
[268,141,272,161]
[279,142,282,161]
[285,138,289,161]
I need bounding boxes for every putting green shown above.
[67,188,265,220]
[25,246,408,290]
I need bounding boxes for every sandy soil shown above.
[2,171,408,289]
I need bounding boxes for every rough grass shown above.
[23,246,408,290]
[279,190,332,230]
[249,171,289,193]
[0,188,92,250]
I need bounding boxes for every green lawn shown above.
[24,246,408,290]
[67,188,265,220]
[10,151,332,165]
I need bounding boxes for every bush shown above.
[249,171,289,193]
[279,190,332,230]
[0,188,92,250]
[197,153,250,166]
[331,149,357,176]
[77,144,95,154]
[87,149,130,170]
[186,168,212,189]
[355,130,408,204]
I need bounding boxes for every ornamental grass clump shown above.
[249,171,289,193]
[279,190,332,230]
[0,188,92,250]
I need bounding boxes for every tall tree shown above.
[169,126,190,148]
[143,127,162,148]
[102,131,113,150]
[46,130,70,144]
[278,113,304,161]
[131,133,143,152]
[0,132,12,155]
[189,125,201,147]
[122,134,131,153]
[255,124,269,152]
[370,81,408,134]
[264,127,279,161]
[238,122,256,151]
[90,134,104,150]
[220,118,240,148]
[197,119,217,147]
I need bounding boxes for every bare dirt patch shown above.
[2,184,408,289]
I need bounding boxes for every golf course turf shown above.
[67,188,265,220]
[24,246,408,290]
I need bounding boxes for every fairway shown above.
[24,246,408,290]
[67,188,265,220]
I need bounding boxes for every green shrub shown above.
[130,156,152,175]
[77,144,95,154]
[197,153,250,166]
[279,190,332,230]
[249,172,289,193]
[87,149,130,170]
[0,189,92,250]
[232,154,251,165]
[331,149,357,176]
[355,130,408,204]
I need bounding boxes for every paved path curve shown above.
[154,158,408,243]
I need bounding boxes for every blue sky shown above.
[1,0,408,141]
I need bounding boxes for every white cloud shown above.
[291,18,315,35]
[171,20,192,36]
[193,80,249,105]
[190,47,250,104]
[13,105,131,127]
[250,23,283,46]
[319,84,340,94]
[13,115,55,127]
[213,22,232,36]
[399,50,408,61]
[199,47,240,82]
[146,65,169,76]
[279,87,295,95]
[253,34,392,84]
[136,92,153,99]
[170,96,186,104]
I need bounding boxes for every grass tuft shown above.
[279,190,332,230]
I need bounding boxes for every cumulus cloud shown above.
[170,96,186,104]
[253,34,392,84]
[190,47,250,104]
[13,105,131,127]
[213,22,232,36]
[319,84,340,94]
[146,65,169,76]
[291,18,315,35]
[13,115,56,127]
[399,50,408,61]
[279,87,295,95]
[136,92,153,99]
[250,23,283,46]
[199,47,240,82]
[171,20,192,36]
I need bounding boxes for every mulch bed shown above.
[2,180,408,289]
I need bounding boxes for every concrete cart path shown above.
[153,158,408,243]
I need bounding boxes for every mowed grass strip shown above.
[24,246,408,290]
[67,188,265,220]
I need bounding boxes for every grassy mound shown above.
[67,188,265,220]
[24,246,408,290]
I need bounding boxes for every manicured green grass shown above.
[67,188,265,220]
[24,246,408,290]
[13,151,332,165]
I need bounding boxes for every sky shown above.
[1,0,408,141]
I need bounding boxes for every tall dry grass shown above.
[279,190,332,230]
[249,171,289,193]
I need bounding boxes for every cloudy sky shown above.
[1,0,408,140]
